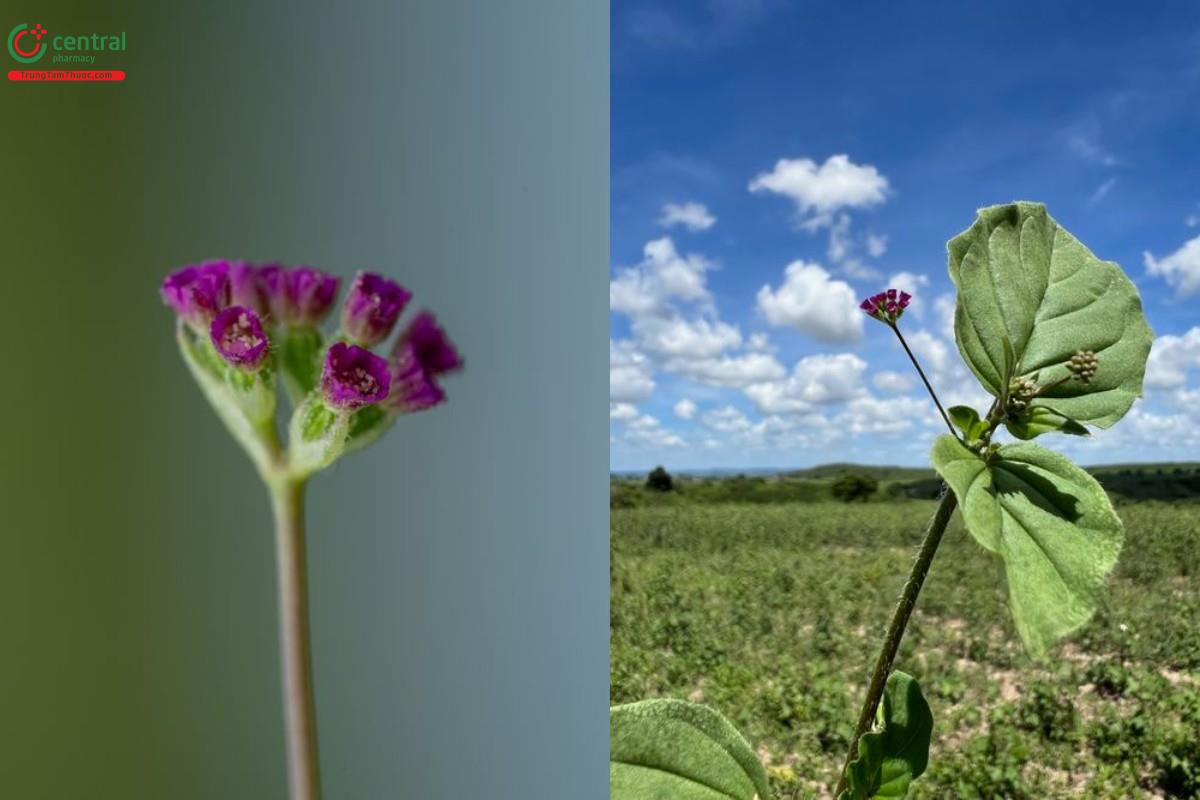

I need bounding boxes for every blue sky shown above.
[610,1,1200,471]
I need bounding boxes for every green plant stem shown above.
[834,489,958,797]
[270,479,322,800]
[889,323,957,438]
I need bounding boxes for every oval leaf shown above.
[844,671,933,799]
[947,202,1152,432]
[931,435,1124,657]
[610,699,772,800]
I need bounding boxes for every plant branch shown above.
[271,479,322,800]
[889,323,957,438]
[834,488,958,797]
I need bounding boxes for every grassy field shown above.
[610,493,1200,798]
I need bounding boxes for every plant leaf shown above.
[947,406,990,443]
[931,435,1124,658]
[1006,405,1089,441]
[844,671,933,799]
[278,326,324,407]
[610,699,772,800]
[947,202,1152,433]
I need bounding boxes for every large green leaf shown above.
[931,435,1124,657]
[843,671,933,800]
[610,699,772,800]
[946,202,1152,431]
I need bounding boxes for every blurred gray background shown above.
[0,2,608,797]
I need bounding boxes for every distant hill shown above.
[611,462,1200,507]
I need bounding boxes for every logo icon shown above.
[8,23,47,63]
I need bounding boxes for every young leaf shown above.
[1006,405,1089,440]
[947,406,990,442]
[610,699,772,800]
[931,435,1123,658]
[842,671,933,800]
[947,202,1152,431]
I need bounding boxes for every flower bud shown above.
[859,287,911,324]
[161,262,231,332]
[285,267,340,327]
[391,311,464,376]
[210,306,269,369]
[255,264,288,323]
[320,342,391,409]
[228,262,267,316]
[341,271,412,346]
[1067,349,1099,384]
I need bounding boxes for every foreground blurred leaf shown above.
[931,435,1124,657]
[842,671,933,799]
[610,699,772,800]
[947,202,1152,433]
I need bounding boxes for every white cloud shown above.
[903,329,951,374]
[867,234,888,258]
[887,271,931,318]
[744,353,867,413]
[1088,177,1117,205]
[610,402,639,422]
[1144,235,1200,297]
[837,395,937,435]
[872,370,915,392]
[667,351,786,388]
[933,293,957,343]
[673,398,698,420]
[749,154,890,230]
[1145,327,1200,389]
[610,340,656,402]
[756,261,864,343]
[633,314,742,359]
[610,236,714,315]
[658,201,716,232]
[702,405,753,433]
[828,213,852,261]
[1187,214,1199,228]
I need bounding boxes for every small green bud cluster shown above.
[1007,376,1039,414]
[1067,349,1099,383]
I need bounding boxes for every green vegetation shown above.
[611,493,1200,798]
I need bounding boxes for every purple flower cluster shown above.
[162,260,461,415]
[386,312,464,413]
[860,288,911,324]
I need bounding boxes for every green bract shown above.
[947,202,1152,436]
[931,436,1123,657]
[841,671,933,800]
[610,699,772,800]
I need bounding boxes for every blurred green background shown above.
[0,2,608,797]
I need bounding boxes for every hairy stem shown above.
[271,479,322,800]
[834,489,958,797]
[890,323,957,438]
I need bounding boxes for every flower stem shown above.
[834,489,958,797]
[270,478,322,800]
[889,323,957,438]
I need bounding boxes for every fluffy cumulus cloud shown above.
[756,261,864,343]
[610,402,640,421]
[674,398,698,420]
[633,315,742,359]
[610,237,714,315]
[1144,235,1200,297]
[872,370,915,392]
[744,353,868,414]
[702,405,753,433]
[658,201,716,231]
[748,154,890,230]
[610,340,656,402]
[666,351,785,388]
[1144,327,1200,389]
